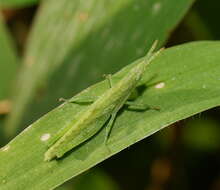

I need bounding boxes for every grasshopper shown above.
[44,41,162,161]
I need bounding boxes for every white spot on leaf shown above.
[155,82,165,89]
[41,133,51,141]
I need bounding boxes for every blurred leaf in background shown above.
[4,0,194,139]
[0,14,18,144]
[0,15,18,101]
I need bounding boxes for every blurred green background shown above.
[0,0,220,189]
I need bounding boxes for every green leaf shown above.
[0,0,38,8]
[5,0,194,138]
[0,15,18,133]
[0,15,18,144]
[1,41,220,190]
[0,15,18,100]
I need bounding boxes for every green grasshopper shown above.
[44,41,162,161]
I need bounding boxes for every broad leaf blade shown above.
[1,41,220,190]
[5,0,194,137]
